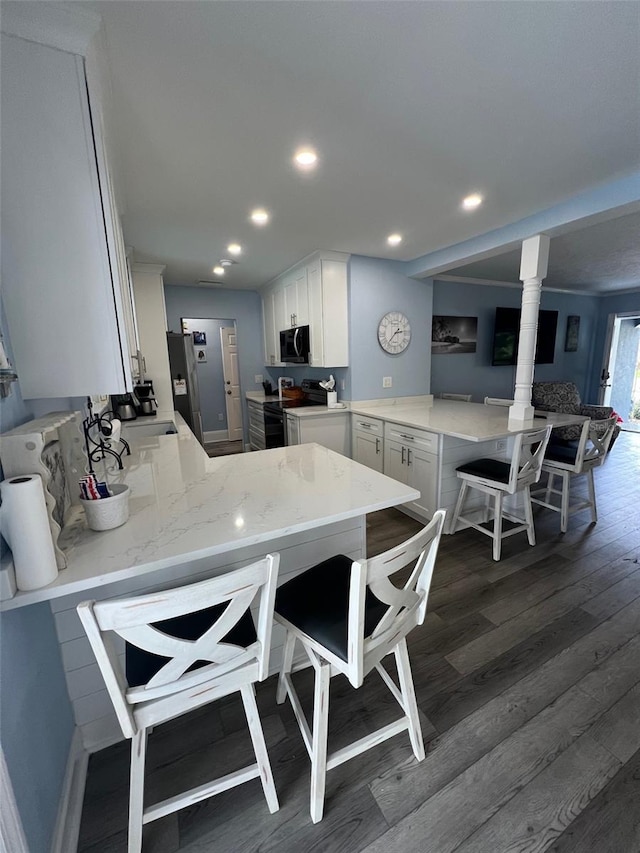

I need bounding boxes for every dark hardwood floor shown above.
[78,431,640,853]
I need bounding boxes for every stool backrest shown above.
[347,510,445,686]
[566,415,618,472]
[507,424,552,492]
[77,555,278,738]
[585,415,617,468]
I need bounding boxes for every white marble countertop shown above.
[1,421,418,610]
[349,399,587,442]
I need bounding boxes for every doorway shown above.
[600,312,640,432]
[181,317,245,455]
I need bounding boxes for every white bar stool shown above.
[450,425,552,561]
[77,555,280,853]
[531,415,617,532]
[273,510,445,823]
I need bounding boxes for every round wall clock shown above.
[377,311,411,354]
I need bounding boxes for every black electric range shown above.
[263,379,328,446]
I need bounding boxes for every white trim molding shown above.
[0,748,29,853]
[0,3,101,56]
[50,729,88,853]
[203,429,229,443]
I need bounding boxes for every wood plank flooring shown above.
[77,431,640,853]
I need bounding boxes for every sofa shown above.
[532,381,621,446]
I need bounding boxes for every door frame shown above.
[599,311,640,405]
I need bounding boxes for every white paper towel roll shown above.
[0,475,58,591]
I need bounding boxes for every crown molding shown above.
[1,2,101,56]
[131,263,167,276]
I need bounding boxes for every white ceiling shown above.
[88,0,640,289]
[442,211,640,293]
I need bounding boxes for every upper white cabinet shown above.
[261,251,349,368]
[0,13,134,399]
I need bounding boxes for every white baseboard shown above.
[203,429,229,443]
[50,728,88,853]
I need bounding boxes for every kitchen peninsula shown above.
[1,415,418,750]
[350,397,587,530]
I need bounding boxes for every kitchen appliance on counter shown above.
[134,380,157,416]
[111,393,138,421]
[263,379,328,447]
[166,333,204,446]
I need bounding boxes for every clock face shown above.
[378,311,411,354]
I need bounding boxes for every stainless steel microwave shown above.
[279,325,310,363]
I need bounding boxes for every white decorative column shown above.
[509,234,550,426]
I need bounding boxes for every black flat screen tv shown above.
[492,307,558,366]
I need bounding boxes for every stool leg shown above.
[587,469,598,523]
[277,630,295,705]
[492,492,503,561]
[523,485,536,546]
[394,638,424,761]
[451,480,468,532]
[310,660,331,823]
[560,471,570,533]
[240,684,279,814]
[128,729,147,853]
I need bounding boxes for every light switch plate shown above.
[255,374,263,384]
[383,376,392,388]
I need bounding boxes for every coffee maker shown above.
[111,393,138,421]
[134,380,157,416]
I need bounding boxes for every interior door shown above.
[220,326,243,441]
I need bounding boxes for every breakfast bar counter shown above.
[1,419,418,749]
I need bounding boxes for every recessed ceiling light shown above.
[387,233,403,246]
[462,193,483,210]
[250,208,270,225]
[293,147,318,169]
[227,243,242,256]
[219,259,233,267]
[213,265,225,276]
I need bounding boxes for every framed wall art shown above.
[564,315,580,352]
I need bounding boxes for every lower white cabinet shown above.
[351,415,384,473]
[247,400,267,451]
[285,412,350,456]
[383,423,440,521]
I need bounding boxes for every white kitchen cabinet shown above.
[262,288,281,367]
[261,251,349,368]
[383,423,440,521]
[351,415,384,473]
[0,28,134,399]
[248,399,267,450]
[131,264,172,412]
[307,255,349,367]
[286,411,350,456]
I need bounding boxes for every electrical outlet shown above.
[383,376,392,388]
[496,439,507,451]
[218,413,224,421]
[254,374,263,384]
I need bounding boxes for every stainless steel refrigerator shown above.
[166,332,204,446]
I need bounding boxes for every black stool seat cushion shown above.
[545,443,579,465]
[456,458,511,484]
[126,604,256,688]
[274,555,388,662]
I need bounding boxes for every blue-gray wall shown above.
[182,317,234,433]
[0,300,75,853]
[348,256,433,401]
[431,280,601,402]
[164,286,265,442]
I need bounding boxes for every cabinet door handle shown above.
[358,422,372,429]
[375,438,380,454]
[407,448,412,466]
[400,433,415,441]
[401,446,406,464]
